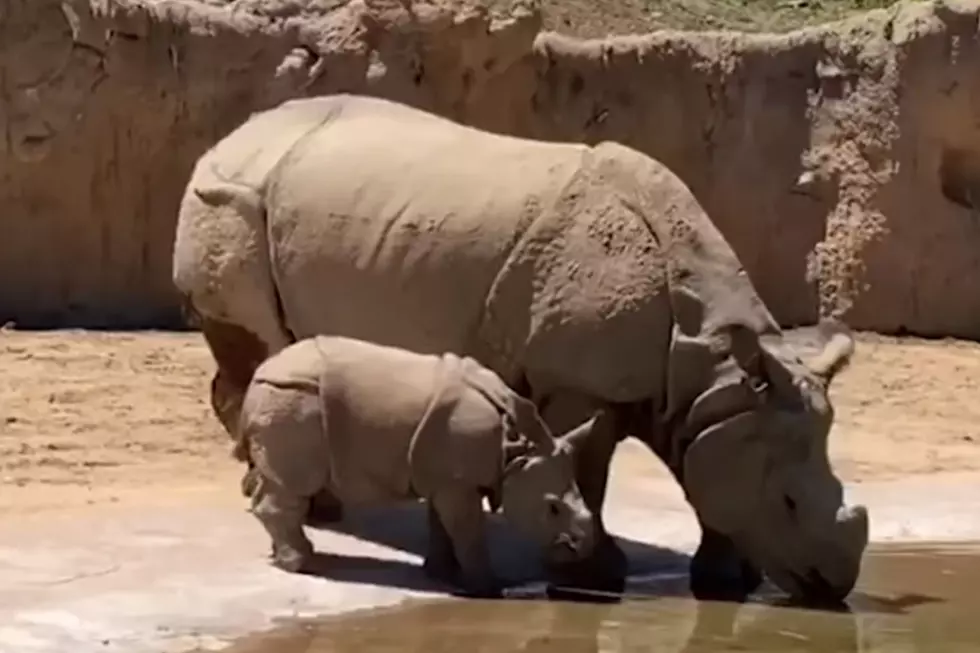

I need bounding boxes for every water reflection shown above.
[205,545,980,653]
[681,599,858,652]
[211,598,871,653]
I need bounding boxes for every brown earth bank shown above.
[2,329,980,517]
[2,0,980,338]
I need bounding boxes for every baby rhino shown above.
[239,335,603,597]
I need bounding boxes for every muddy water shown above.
[203,544,980,653]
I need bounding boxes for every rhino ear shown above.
[555,407,612,456]
[511,396,557,455]
[726,324,770,395]
[502,438,531,475]
[682,412,764,534]
[807,319,855,385]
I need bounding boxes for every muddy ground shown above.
[3,329,980,516]
[3,329,980,653]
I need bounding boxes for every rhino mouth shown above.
[775,567,852,606]
[549,532,588,563]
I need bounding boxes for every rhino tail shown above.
[192,161,265,215]
[191,160,296,353]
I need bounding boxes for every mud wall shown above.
[2,0,979,337]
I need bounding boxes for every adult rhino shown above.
[173,93,868,602]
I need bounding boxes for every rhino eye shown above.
[784,495,798,514]
[547,499,561,518]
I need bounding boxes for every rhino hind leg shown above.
[197,316,343,525]
[251,475,315,573]
[199,317,268,437]
[423,501,461,585]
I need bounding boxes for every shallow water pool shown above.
[199,543,980,653]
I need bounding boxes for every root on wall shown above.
[2,0,979,337]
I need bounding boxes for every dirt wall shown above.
[2,0,979,336]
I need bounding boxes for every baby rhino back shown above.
[297,336,447,504]
[313,335,443,431]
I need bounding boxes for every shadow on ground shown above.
[299,501,691,594]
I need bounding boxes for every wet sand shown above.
[202,544,980,653]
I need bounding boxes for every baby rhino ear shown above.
[555,407,614,457]
[726,324,770,394]
[502,437,532,475]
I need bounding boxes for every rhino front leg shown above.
[250,475,315,573]
[690,524,762,601]
[429,488,501,598]
[423,501,461,585]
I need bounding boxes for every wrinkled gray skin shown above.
[675,324,868,602]
[241,335,601,597]
[173,93,868,602]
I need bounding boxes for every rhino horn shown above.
[555,408,612,456]
[808,319,855,385]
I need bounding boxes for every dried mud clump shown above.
[2,0,979,338]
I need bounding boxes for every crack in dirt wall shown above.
[2,0,979,336]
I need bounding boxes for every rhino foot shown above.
[690,557,762,602]
[270,541,315,574]
[545,534,627,603]
[240,466,260,498]
[690,530,762,602]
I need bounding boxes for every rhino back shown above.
[172,96,351,343]
[256,336,448,503]
[263,97,587,362]
[256,336,443,430]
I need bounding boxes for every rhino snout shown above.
[826,503,870,592]
[837,504,870,544]
[785,503,870,603]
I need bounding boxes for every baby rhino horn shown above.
[555,412,604,455]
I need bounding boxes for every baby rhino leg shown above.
[241,456,342,527]
[429,488,500,598]
[243,380,330,573]
[423,501,461,584]
[251,475,314,572]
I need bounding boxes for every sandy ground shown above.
[3,329,980,515]
[3,329,980,652]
